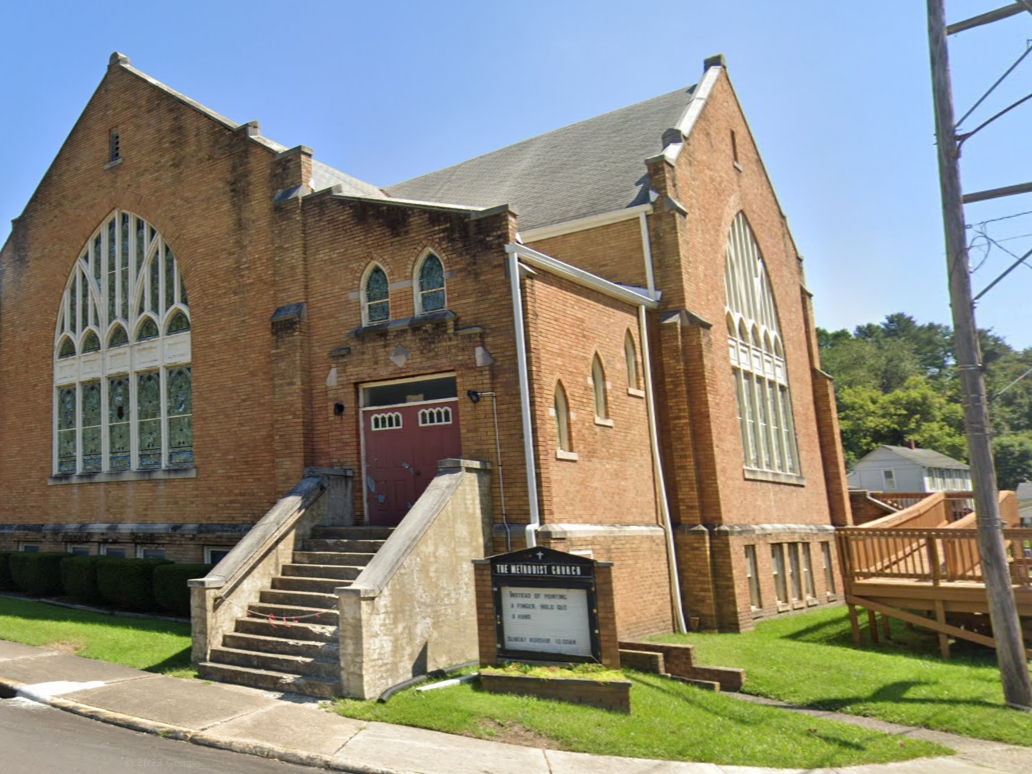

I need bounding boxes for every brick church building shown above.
[0,52,851,692]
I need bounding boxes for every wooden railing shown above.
[869,491,975,523]
[836,527,1032,589]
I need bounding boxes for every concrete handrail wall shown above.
[188,469,353,663]
[337,458,492,699]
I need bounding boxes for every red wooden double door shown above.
[361,377,461,526]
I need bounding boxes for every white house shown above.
[847,446,972,493]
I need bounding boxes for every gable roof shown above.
[384,86,699,232]
[870,445,970,470]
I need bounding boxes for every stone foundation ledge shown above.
[479,672,631,713]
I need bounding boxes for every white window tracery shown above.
[53,210,191,476]
[371,412,402,431]
[418,407,452,426]
[725,213,799,476]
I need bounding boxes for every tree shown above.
[993,433,1032,491]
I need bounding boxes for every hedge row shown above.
[0,552,212,617]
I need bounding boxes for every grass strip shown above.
[337,670,946,768]
[653,607,1032,747]
[0,595,195,677]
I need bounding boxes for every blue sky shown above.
[2,1,1030,349]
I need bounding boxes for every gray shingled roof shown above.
[310,160,388,200]
[384,86,698,231]
[883,446,970,470]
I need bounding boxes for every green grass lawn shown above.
[653,606,1032,747]
[336,670,947,768]
[0,595,195,677]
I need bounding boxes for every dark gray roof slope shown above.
[883,446,970,470]
[385,86,697,231]
[310,160,388,200]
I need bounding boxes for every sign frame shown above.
[489,547,602,664]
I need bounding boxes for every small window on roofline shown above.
[109,128,121,164]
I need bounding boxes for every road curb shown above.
[0,674,400,774]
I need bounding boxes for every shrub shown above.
[96,558,171,612]
[60,556,105,605]
[9,552,67,596]
[0,553,14,591]
[153,563,212,617]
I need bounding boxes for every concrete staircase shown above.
[198,525,392,698]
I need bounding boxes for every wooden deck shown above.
[838,490,1032,658]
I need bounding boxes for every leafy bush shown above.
[9,552,67,596]
[0,553,14,591]
[96,558,171,612]
[60,556,105,605]
[153,563,212,617]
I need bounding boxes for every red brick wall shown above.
[0,62,287,526]
[644,71,841,530]
[527,218,648,289]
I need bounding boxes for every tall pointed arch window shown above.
[554,382,572,452]
[362,264,390,325]
[624,331,640,391]
[415,252,446,315]
[725,213,799,476]
[591,354,608,420]
[53,210,192,477]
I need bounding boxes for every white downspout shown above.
[639,304,687,633]
[509,252,541,548]
[639,211,656,295]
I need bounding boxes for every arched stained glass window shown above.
[136,318,159,341]
[53,210,192,476]
[724,213,799,476]
[416,252,445,314]
[108,325,129,348]
[363,265,390,324]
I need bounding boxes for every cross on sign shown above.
[535,551,544,560]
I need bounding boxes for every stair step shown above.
[249,602,339,625]
[222,632,338,659]
[281,563,364,581]
[259,589,338,610]
[302,539,387,553]
[310,526,394,540]
[198,662,339,699]
[272,575,353,594]
[292,551,377,567]
[208,647,339,680]
[233,617,337,642]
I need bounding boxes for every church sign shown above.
[485,547,603,664]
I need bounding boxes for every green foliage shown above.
[152,563,212,617]
[9,552,67,596]
[0,553,14,591]
[482,662,625,682]
[993,433,1032,490]
[0,596,194,677]
[820,313,1032,485]
[655,607,1032,748]
[96,558,171,612]
[60,556,105,605]
[836,378,966,468]
[336,668,944,768]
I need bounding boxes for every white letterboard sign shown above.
[501,586,591,657]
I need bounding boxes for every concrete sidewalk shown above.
[0,640,1024,774]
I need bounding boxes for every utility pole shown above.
[927,0,1032,710]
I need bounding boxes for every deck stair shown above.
[198,525,392,697]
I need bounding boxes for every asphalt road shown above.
[0,696,317,773]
